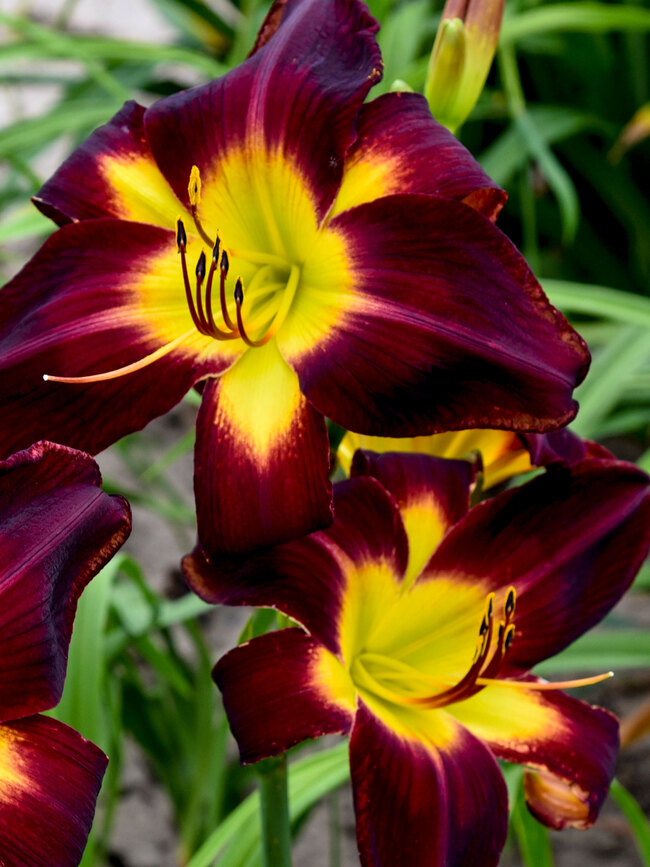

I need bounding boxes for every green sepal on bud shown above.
[425,0,504,135]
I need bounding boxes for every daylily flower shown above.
[337,426,611,489]
[188,451,650,866]
[0,0,589,557]
[0,441,131,866]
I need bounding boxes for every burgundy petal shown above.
[351,450,475,533]
[0,441,131,720]
[214,628,353,764]
[283,194,589,436]
[333,91,506,220]
[350,701,508,867]
[33,101,180,227]
[424,458,650,672]
[144,0,382,223]
[193,348,332,557]
[520,428,613,467]
[452,682,619,830]
[0,219,225,459]
[184,475,407,656]
[0,714,107,867]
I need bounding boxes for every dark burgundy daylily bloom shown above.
[0,0,588,558]
[0,441,131,867]
[190,451,650,867]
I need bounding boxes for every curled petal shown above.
[450,681,619,829]
[520,428,613,467]
[0,715,107,867]
[282,194,589,436]
[194,342,332,557]
[350,701,508,867]
[214,628,353,764]
[332,92,506,220]
[0,442,131,720]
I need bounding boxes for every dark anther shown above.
[505,587,516,618]
[196,251,207,282]
[221,249,230,276]
[176,219,187,251]
[487,595,494,619]
[504,626,515,652]
[234,278,244,305]
[497,623,505,644]
[479,616,489,636]
[212,236,221,263]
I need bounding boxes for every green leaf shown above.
[510,773,553,867]
[609,779,650,865]
[186,743,350,867]
[542,280,650,327]
[480,106,610,187]
[571,325,650,438]
[50,555,121,749]
[0,100,122,159]
[502,3,650,45]
[0,205,53,243]
[537,628,650,673]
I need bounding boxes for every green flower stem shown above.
[257,754,292,867]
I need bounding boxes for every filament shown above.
[43,329,195,384]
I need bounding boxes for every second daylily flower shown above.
[186,450,650,866]
[0,0,589,557]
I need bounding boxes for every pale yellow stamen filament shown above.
[236,264,300,348]
[474,671,614,691]
[43,329,195,384]
[229,249,290,269]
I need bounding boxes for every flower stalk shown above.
[257,753,292,867]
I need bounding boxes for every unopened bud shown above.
[426,0,504,134]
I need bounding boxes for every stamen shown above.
[187,166,214,248]
[43,329,195,383]
[188,165,202,208]
[219,250,238,332]
[204,237,223,337]
[177,219,205,335]
[505,586,516,620]
[195,251,209,332]
[475,671,614,691]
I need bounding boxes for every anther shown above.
[196,251,207,283]
[212,236,221,264]
[505,586,516,619]
[486,593,495,619]
[176,218,187,251]
[234,277,244,306]
[188,165,202,207]
[479,616,489,636]
[221,249,230,276]
[187,166,214,247]
[504,624,515,652]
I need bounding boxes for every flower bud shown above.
[425,0,504,134]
